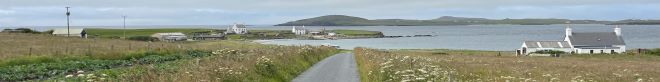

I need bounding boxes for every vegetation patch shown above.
[354,47,660,82]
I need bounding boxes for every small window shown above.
[590,50,594,54]
[611,50,616,54]
[600,50,604,54]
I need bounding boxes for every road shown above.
[292,53,360,82]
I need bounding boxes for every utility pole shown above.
[66,7,71,37]
[123,15,127,39]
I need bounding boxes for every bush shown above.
[532,50,565,54]
[1,28,41,34]
[646,49,660,56]
[127,36,158,41]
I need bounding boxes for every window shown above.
[611,50,616,54]
[590,50,594,54]
[600,50,604,54]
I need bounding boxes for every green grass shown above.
[85,28,215,38]
[332,30,382,36]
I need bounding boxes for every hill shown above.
[275,15,637,26]
[276,15,371,26]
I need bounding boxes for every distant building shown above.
[518,24,626,55]
[225,24,248,34]
[52,28,87,38]
[151,32,187,42]
[292,26,307,35]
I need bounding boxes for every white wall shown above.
[575,48,625,54]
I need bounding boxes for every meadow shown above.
[0,33,338,82]
[354,48,660,82]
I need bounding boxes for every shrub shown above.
[646,49,660,56]
[127,36,158,41]
[532,50,565,54]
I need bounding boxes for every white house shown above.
[52,28,87,38]
[564,25,626,54]
[225,24,248,34]
[518,41,573,56]
[518,24,626,55]
[151,32,187,42]
[292,26,307,35]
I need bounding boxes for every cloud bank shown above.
[1,0,659,26]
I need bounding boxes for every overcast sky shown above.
[1,0,659,26]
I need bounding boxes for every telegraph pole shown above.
[123,15,127,39]
[66,7,71,37]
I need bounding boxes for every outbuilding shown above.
[52,28,87,38]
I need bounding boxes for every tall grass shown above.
[1,33,339,81]
[0,33,178,58]
[354,47,660,82]
[42,43,338,82]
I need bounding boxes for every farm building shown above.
[52,28,87,38]
[225,24,248,34]
[518,24,626,56]
[518,41,573,56]
[151,32,187,42]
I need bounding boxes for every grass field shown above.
[354,48,660,82]
[85,28,215,38]
[0,33,339,82]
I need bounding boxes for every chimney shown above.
[614,25,621,36]
[565,21,572,36]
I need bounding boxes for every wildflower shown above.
[101,74,107,77]
[65,75,74,78]
[77,74,86,77]
[100,78,106,80]
[77,70,85,73]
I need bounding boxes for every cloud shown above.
[1,0,659,26]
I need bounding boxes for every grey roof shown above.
[568,32,625,46]
[524,41,571,48]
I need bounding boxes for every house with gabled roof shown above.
[518,23,626,55]
[564,25,626,54]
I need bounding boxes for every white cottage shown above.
[518,24,627,55]
[52,28,87,38]
[292,26,307,35]
[225,24,248,34]
[564,25,626,54]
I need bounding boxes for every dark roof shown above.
[568,32,625,46]
[524,41,571,48]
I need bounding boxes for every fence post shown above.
[28,47,33,56]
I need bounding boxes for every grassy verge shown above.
[354,47,660,82]
[40,43,338,82]
[1,33,339,81]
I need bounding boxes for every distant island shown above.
[275,15,660,26]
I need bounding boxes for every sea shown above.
[6,24,660,51]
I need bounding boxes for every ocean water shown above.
[251,24,660,51]
[8,24,660,51]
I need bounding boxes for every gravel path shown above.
[292,53,360,82]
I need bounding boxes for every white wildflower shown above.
[65,75,73,78]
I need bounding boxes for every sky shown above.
[1,0,659,26]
